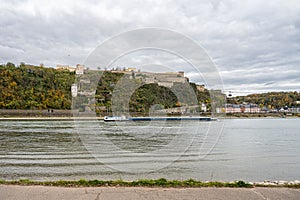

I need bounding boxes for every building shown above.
[225,104,241,113]
[75,64,86,75]
[71,84,78,97]
[157,82,174,88]
[125,67,137,72]
[165,107,186,115]
[144,77,156,84]
[242,104,260,113]
[223,104,261,113]
[201,103,207,112]
[109,68,188,87]
[136,71,188,87]
[56,65,76,72]
[196,84,205,92]
[288,107,300,113]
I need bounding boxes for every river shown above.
[0,118,299,182]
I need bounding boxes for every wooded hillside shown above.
[0,62,74,109]
[2,62,297,112]
[231,92,300,109]
[0,63,211,112]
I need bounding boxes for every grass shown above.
[0,178,299,188]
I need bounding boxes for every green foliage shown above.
[232,91,300,109]
[0,63,74,109]
[0,178,260,188]
[235,180,250,187]
[95,71,124,112]
[18,179,34,184]
[94,72,213,114]
[129,83,178,114]
[4,178,300,188]
[10,62,300,113]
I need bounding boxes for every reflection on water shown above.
[0,118,299,181]
[103,121,178,152]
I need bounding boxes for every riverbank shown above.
[0,109,299,119]
[0,109,73,118]
[0,109,300,118]
[0,116,298,121]
[0,117,104,121]
[1,179,299,188]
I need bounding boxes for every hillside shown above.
[2,62,299,113]
[0,62,74,109]
[0,63,211,113]
[230,92,300,109]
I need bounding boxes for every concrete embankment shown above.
[0,109,106,120]
[0,109,73,117]
[0,185,299,200]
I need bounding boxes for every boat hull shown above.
[128,117,216,121]
[104,116,216,122]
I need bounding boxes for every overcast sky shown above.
[1,0,299,95]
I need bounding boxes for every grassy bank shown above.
[0,179,299,188]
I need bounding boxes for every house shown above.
[196,84,205,92]
[224,103,261,113]
[71,84,78,97]
[75,64,86,75]
[288,107,300,113]
[243,104,260,113]
[225,104,242,113]
[260,107,270,113]
[201,103,207,112]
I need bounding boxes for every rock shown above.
[278,181,287,185]
[294,180,300,184]
[255,182,264,185]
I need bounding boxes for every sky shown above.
[0,0,300,96]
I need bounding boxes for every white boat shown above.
[104,116,127,122]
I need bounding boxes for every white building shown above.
[76,64,86,75]
[71,84,78,97]
[201,103,207,112]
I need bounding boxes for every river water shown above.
[0,118,299,182]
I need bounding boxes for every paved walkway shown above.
[0,185,299,200]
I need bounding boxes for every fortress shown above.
[61,64,191,88]
[110,68,188,87]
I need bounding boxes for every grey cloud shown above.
[0,0,299,94]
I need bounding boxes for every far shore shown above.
[0,115,299,121]
[1,179,299,188]
[0,109,299,120]
[0,117,104,121]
